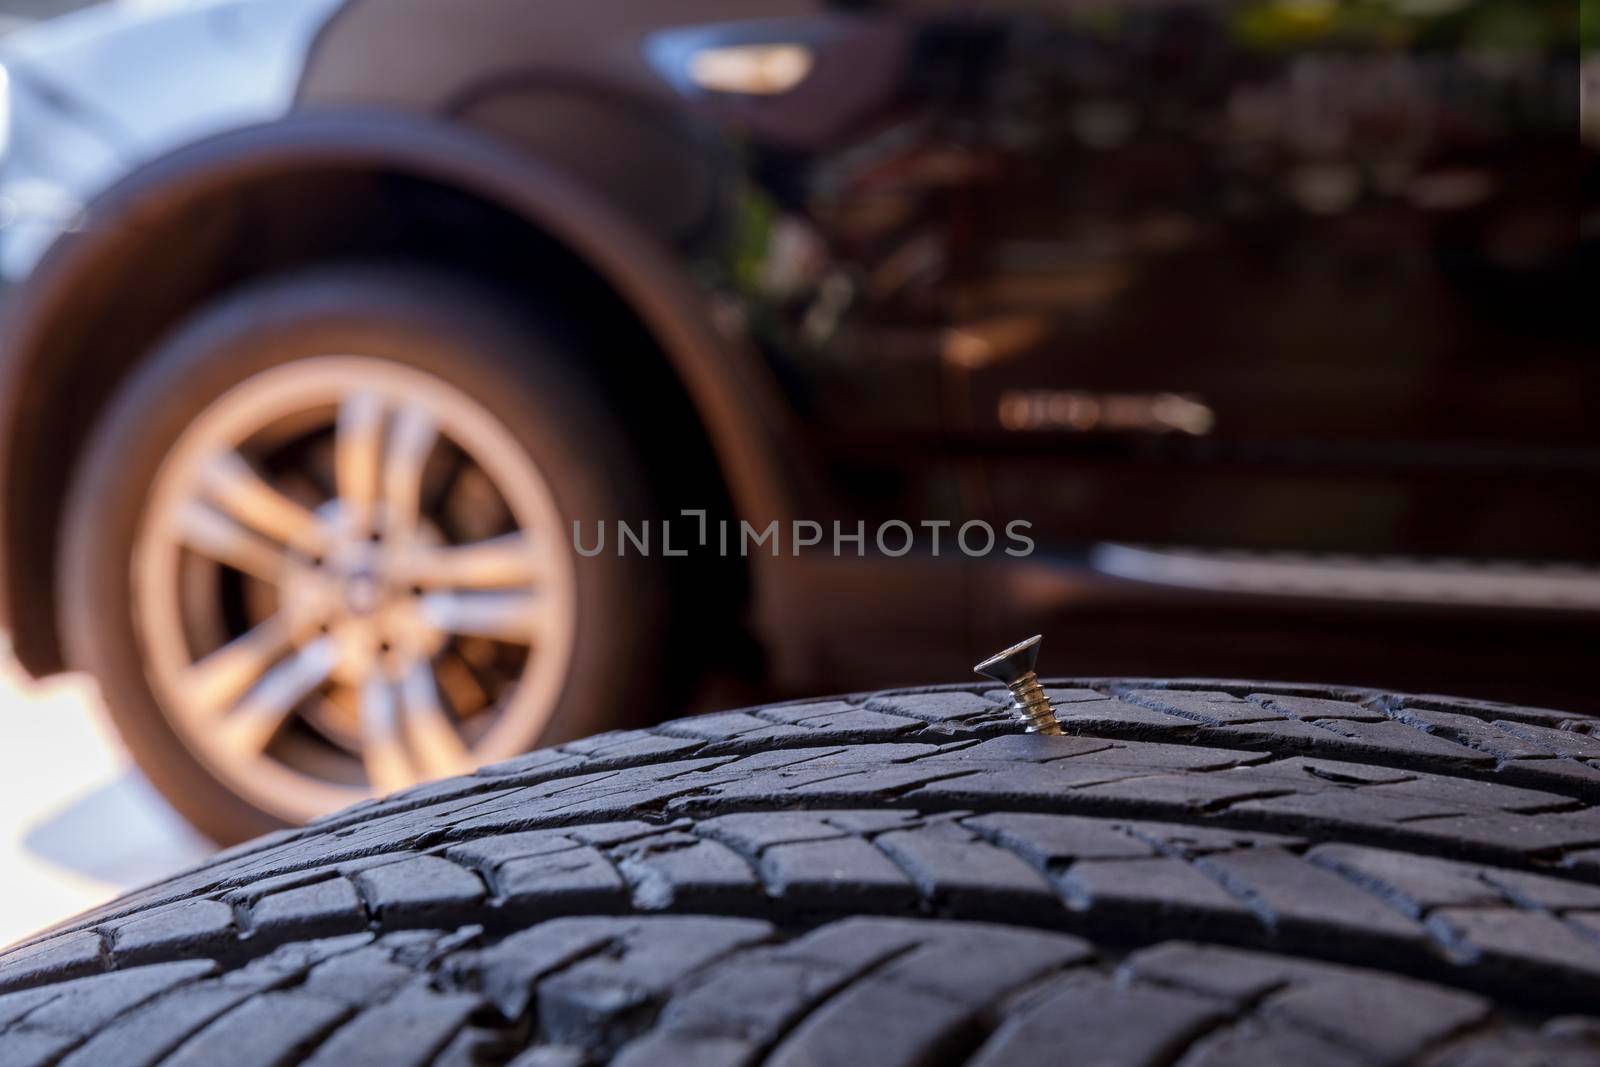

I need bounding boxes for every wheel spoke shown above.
[418,590,543,644]
[336,391,385,536]
[382,403,437,543]
[199,451,329,555]
[180,616,293,718]
[359,676,414,793]
[216,637,339,758]
[399,660,471,779]
[399,533,541,589]
[176,501,289,583]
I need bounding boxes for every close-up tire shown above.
[57,264,671,844]
[3,679,1599,1065]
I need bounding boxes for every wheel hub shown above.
[342,569,382,615]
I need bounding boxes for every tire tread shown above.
[6,680,1600,1064]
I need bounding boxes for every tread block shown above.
[105,900,234,960]
[1308,845,1507,915]
[754,703,923,738]
[968,974,1226,1067]
[160,989,352,1067]
[877,922,1093,1006]
[611,834,758,910]
[56,983,261,1067]
[657,712,818,745]
[1262,970,1489,1063]
[694,811,850,853]
[449,920,620,1020]
[609,955,855,1067]
[1123,939,1497,1058]
[495,847,629,912]
[563,820,677,848]
[765,708,930,742]
[0,931,104,993]
[1061,857,1256,933]
[1429,908,1600,990]
[748,700,860,724]
[919,733,1120,764]
[900,762,1148,804]
[473,746,595,780]
[247,878,366,939]
[559,731,704,762]
[865,691,1009,726]
[300,945,421,1007]
[1423,1025,1600,1067]
[670,762,985,809]
[963,811,1156,864]
[302,984,484,1067]
[1353,773,1568,814]
[0,985,58,1030]
[503,1047,593,1067]
[765,921,1090,1067]
[352,857,484,925]
[0,960,215,1042]
[1068,770,1298,813]
[1399,812,1600,856]
[535,919,772,1054]
[1045,694,1203,735]
[764,979,975,1067]
[1494,722,1600,761]
[1395,694,1573,727]
[443,829,580,868]
[1310,720,1497,764]
[1177,786,1456,828]
[1389,707,1556,760]
[757,837,919,908]
[1124,689,1284,725]
[1194,848,1428,947]
[1069,741,1268,772]
[1246,694,1389,723]
[1179,1022,1366,1066]
[0,1028,79,1067]
[1484,868,1600,911]
[871,820,1056,913]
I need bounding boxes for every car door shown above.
[947,0,1593,567]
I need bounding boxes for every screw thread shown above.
[1008,673,1062,735]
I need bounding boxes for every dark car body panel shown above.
[1,0,1593,706]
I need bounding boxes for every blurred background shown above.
[0,0,1592,945]
[0,0,209,950]
[0,640,208,945]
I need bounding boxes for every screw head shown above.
[973,634,1042,686]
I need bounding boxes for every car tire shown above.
[58,263,671,844]
[3,680,1600,1065]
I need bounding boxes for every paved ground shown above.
[0,639,212,947]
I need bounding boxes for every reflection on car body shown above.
[0,0,1590,839]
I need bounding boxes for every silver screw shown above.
[974,634,1062,735]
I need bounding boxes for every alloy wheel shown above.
[132,356,577,822]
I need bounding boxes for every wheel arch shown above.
[0,111,800,676]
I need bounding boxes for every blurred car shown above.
[0,0,342,282]
[0,0,1591,842]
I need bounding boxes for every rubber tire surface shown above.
[57,264,670,845]
[5,679,1600,1066]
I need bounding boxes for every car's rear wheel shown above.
[60,264,670,844]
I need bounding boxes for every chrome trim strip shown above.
[1089,543,1600,610]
